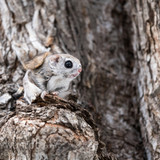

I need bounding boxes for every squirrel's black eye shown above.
[65,60,73,68]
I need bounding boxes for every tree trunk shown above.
[1,0,158,159]
[131,0,160,159]
[0,95,101,160]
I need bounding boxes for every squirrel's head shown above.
[46,54,82,79]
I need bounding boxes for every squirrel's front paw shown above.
[51,91,59,96]
[40,91,49,101]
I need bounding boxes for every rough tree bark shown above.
[0,95,102,159]
[1,0,158,159]
[131,0,160,159]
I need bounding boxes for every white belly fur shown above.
[47,75,71,92]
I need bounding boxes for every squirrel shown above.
[23,53,82,104]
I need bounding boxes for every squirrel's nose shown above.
[78,68,82,73]
[78,64,82,73]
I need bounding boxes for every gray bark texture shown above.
[0,95,101,160]
[131,0,160,159]
[0,0,159,160]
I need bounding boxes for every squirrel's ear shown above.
[49,54,61,68]
[55,55,60,63]
[50,54,60,63]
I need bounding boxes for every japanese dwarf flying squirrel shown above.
[23,53,82,104]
